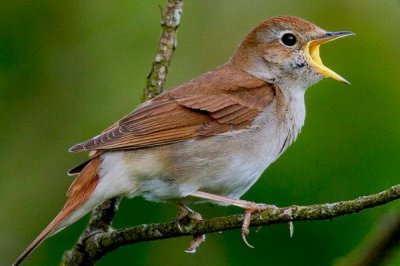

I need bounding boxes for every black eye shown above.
[281,33,297,46]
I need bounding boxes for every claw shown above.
[289,221,294,238]
[176,203,203,231]
[186,191,278,250]
[241,208,254,248]
[242,231,255,249]
[176,203,206,253]
[240,203,273,248]
[185,234,206,253]
[176,212,184,232]
[176,210,184,231]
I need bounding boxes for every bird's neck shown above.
[230,51,276,84]
[281,84,306,145]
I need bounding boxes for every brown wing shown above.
[69,65,276,152]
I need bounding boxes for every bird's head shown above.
[231,16,354,89]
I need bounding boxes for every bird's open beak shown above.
[305,31,355,84]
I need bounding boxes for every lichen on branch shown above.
[143,0,183,100]
[67,184,400,265]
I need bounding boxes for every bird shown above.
[14,16,354,265]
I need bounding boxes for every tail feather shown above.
[13,157,101,266]
[13,201,84,266]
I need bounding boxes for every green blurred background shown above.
[1,1,400,265]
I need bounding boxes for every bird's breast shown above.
[172,91,306,200]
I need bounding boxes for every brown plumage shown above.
[14,16,354,265]
[70,64,275,152]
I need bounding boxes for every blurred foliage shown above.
[1,1,400,265]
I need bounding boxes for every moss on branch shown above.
[67,184,400,265]
[143,0,183,100]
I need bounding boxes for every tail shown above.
[13,157,101,266]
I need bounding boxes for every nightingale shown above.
[14,16,354,265]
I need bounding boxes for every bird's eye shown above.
[281,33,297,47]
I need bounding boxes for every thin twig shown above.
[143,0,183,100]
[67,184,400,265]
[61,1,183,265]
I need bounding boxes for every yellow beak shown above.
[305,31,355,84]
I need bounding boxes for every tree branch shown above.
[67,184,399,264]
[143,0,183,100]
[62,198,121,265]
[61,1,183,265]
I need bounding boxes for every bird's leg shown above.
[176,202,205,253]
[176,202,203,231]
[185,233,206,254]
[190,191,277,248]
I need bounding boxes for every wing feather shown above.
[69,65,277,152]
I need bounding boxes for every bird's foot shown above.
[176,203,205,253]
[189,191,278,248]
[241,202,276,248]
[176,203,203,231]
[185,234,206,254]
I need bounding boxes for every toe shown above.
[185,234,206,253]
